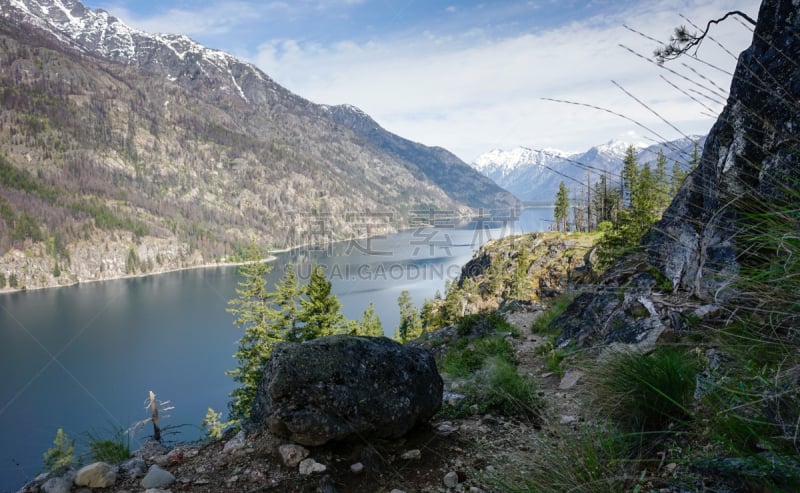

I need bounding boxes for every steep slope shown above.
[326,104,518,212]
[0,0,516,290]
[472,137,704,203]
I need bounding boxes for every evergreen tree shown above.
[396,290,423,342]
[622,145,639,207]
[631,161,659,230]
[357,302,384,337]
[671,160,689,196]
[654,150,670,212]
[554,181,570,232]
[298,264,344,339]
[274,264,302,342]
[226,245,282,421]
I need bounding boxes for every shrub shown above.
[86,428,130,463]
[203,407,234,440]
[42,428,76,474]
[441,335,515,378]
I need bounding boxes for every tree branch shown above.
[655,10,757,64]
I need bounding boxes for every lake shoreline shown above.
[0,256,278,296]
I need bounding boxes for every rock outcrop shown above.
[557,0,800,346]
[250,335,443,446]
[645,0,800,302]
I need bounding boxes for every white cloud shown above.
[95,1,284,36]
[251,0,760,161]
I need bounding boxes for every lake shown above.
[0,208,552,491]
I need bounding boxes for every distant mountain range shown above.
[472,137,705,203]
[0,0,518,288]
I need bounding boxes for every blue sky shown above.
[87,0,760,161]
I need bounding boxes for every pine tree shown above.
[298,264,344,339]
[396,290,423,342]
[670,160,686,196]
[632,161,658,230]
[654,150,670,212]
[274,264,302,342]
[357,302,384,337]
[554,181,570,232]
[622,145,639,207]
[226,245,282,421]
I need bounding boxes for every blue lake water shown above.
[0,208,552,491]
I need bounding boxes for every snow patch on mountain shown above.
[2,0,264,103]
[472,137,702,203]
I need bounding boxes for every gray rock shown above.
[222,430,246,454]
[644,0,800,302]
[251,335,443,446]
[141,465,175,489]
[437,422,458,434]
[558,370,583,390]
[389,490,407,493]
[121,456,147,478]
[143,490,172,493]
[443,471,460,488]
[133,439,167,460]
[75,462,117,488]
[298,458,327,475]
[42,472,74,493]
[278,444,309,467]
[350,462,365,474]
[400,449,421,460]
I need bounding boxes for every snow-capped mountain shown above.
[472,137,704,203]
[2,0,282,106]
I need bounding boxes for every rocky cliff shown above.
[555,0,800,347]
[645,0,800,302]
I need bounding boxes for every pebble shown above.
[298,458,327,475]
[558,370,583,390]
[389,490,407,493]
[443,471,460,488]
[400,449,421,460]
[437,423,458,434]
[350,462,365,474]
[560,415,578,425]
[279,443,310,467]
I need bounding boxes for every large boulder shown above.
[250,335,443,446]
[645,0,800,301]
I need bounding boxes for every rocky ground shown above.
[20,307,586,493]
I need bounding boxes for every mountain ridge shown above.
[472,136,704,203]
[0,0,518,291]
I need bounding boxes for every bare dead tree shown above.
[148,390,161,442]
[655,10,757,64]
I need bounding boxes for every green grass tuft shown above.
[590,347,700,431]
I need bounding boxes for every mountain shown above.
[471,137,704,203]
[0,0,518,289]
[326,104,515,211]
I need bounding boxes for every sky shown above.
[86,0,761,162]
